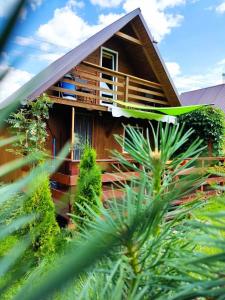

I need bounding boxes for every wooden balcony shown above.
[47,61,168,109]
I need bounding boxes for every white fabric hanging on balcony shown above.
[110,106,176,124]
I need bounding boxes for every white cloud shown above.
[15,36,35,46]
[98,12,124,25]
[166,60,225,93]
[123,0,185,42]
[0,65,33,101]
[31,0,187,63]
[14,0,192,66]
[166,62,181,77]
[30,0,44,11]
[36,3,123,50]
[67,0,85,9]
[157,0,186,9]
[218,58,225,65]
[36,6,96,49]
[90,0,124,8]
[216,1,225,14]
[35,52,64,63]
[13,1,123,64]
[90,0,189,42]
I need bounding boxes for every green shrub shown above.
[191,194,225,255]
[178,106,225,155]
[23,174,60,259]
[208,164,225,176]
[6,94,52,158]
[73,146,102,226]
[0,235,18,257]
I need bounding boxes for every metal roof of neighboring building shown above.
[1,8,180,109]
[180,84,225,112]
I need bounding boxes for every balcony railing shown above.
[47,61,168,107]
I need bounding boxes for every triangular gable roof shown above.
[1,8,180,109]
[180,84,225,112]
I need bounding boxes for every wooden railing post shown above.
[124,76,129,102]
[200,158,205,192]
[71,107,75,160]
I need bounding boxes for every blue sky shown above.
[1,0,225,101]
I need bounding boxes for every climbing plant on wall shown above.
[178,106,225,155]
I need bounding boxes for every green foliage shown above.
[178,106,225,155]
[6,94,52,157]
[2,6,225,296]
[0,2,68,297]
[73,146,102,226]
[16,123,207,300]
[208,163,225,176]
[0,235,18,257]
[23,174,60,259]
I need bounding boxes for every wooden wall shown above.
[92,111,149,159]
[47,104,71,157]
[0,104,72,183]
[0,128,23,183]
[84,37,136,76]
[83,35,158,82]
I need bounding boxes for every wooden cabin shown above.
[0,9,181,218]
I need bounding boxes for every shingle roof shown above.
[180,84,225,112]
[1,8,180,109]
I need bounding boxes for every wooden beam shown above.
[74,69,124,87]
[115,31,142,46]
[128,93,168,105]
[49,87,114,104]
[71,107,75,160]
[51,171,139,186]
[62,78,124,96]
[124,76,129,102]
[48,96,108,112]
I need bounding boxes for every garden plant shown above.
[73,146,102,227]
[1,1,225,300]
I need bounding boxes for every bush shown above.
[73,146,102,226]
[23,174,60,259]
[178,106,225,155]
[6,94,52,158]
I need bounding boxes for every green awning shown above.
[114,100,208,116]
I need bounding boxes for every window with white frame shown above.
[100,47,118,100]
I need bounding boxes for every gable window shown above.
[123,125,143,153]
[100,47,118,101]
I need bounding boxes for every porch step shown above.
[51,188,70,220]
[51,171,139,187]
[102,189,124,201]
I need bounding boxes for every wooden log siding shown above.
[47,61,169,108]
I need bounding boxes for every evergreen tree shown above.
[73,146,102,226]
[24,174,60,259]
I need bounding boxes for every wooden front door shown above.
[73,114,93,160]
